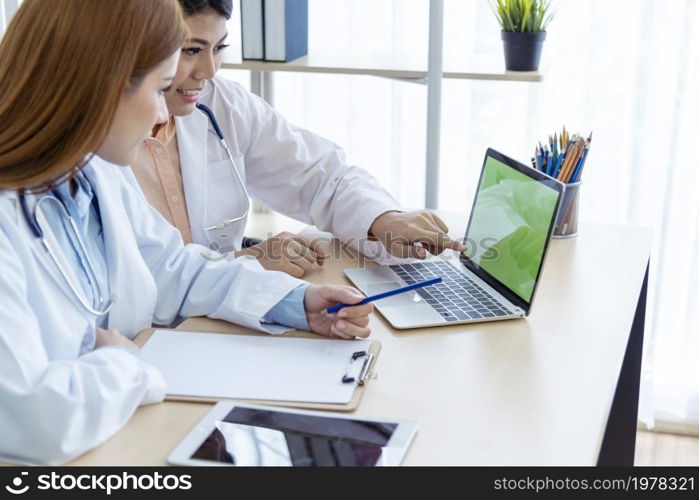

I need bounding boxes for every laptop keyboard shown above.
[389,261,512,322]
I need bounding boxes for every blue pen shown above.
[571,147,589,183]
[552,153,563,178]
[327,277,443,314]
[547,154,556,177]
[570,155,583,183]
[550,141,558,176]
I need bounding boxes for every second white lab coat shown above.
[170,76,402,254]
[0,157,304,465]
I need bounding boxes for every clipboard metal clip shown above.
[341,350,376,386]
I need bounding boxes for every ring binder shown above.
[341,350,376,386]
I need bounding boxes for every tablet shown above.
[168,402,418,467]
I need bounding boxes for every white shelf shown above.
[222,51,543,83]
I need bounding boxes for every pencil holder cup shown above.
[553,181,581,239]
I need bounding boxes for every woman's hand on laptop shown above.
[369,210,467,259]
[304,285,373,339]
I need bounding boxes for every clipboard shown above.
[137,327,380,412]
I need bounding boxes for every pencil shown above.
[557,142,575,181]
[562,142,583,183]
[563,141,584,183]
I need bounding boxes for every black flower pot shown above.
[501,31,546,71]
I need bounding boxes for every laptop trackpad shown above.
[359,282,426,308]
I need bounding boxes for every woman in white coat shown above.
[129,0,466,278]
[0,0,372,465]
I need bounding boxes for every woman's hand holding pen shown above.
[304,285,373,340]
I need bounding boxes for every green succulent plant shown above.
[490,0,554,33]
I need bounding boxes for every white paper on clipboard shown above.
[141,330,372,404]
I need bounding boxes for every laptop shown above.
[345,148,565,329]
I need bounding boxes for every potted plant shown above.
[491,0,553,71]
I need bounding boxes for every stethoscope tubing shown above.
[19,191,115,317]
[196,103,251,232]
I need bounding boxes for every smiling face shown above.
[165,8,229,116]
[97,51,179,165]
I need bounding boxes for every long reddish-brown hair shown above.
[0,0,187,192]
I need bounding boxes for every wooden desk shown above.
[69,213,651,466]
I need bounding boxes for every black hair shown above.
[179,0,233,20]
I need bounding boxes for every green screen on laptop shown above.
[465,155,560,303]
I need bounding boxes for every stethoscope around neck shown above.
[19,190,117,317]
[196,103,251,233]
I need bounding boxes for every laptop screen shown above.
[460,149,563,312]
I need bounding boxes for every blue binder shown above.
[264,0,308,62]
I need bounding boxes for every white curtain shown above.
[0,0,20,36]
[0,0,8,36]
[224,0,699,434]
[0,0,22,38]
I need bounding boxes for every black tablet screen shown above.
[191,407,398,466]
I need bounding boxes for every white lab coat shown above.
[169,76,402,254]
[0,157,304,465]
